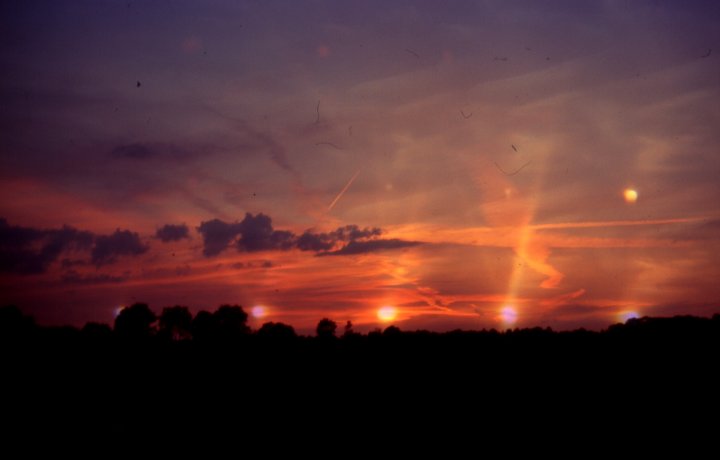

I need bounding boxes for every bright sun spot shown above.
[377,306,397,322]
[251,306,267,319]
[500,306,518,326]
[620,310,640,322]
[113,305,126,318]
[624,188,638,204]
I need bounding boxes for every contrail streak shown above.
[531,216,705,231]
[327,169,362,211]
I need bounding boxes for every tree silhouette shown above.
[213,305,250,340]
[189,306,250,342]
[257,322,297,340]
[3,306,719,441]
[159,305,192,341]
[190,310,214,342]
[316,318,337,339]
[114,303,157,339]
[0,305,35,340]
[81,322,112,342]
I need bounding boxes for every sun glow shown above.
[624,188,638,204]
[251,305,267,319]
[619,310,640,322]
[500,306,518,326]
[377,306,397,322]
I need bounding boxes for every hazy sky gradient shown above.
[2,0,719,332]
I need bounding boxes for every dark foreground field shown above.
[2,305,719,448]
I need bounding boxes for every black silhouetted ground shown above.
[2,304,718,447]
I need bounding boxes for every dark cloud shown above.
[231,260,274,269]
[61,270,128,285]
[319,239,421,256]
[155,224,190,242]
[1,219,151,273]
[296,225,382,252]
[0,218,43,247]
[60,258,86,268]
[197,213,419,257]
[91,229,149,267]
[251,260,274,268]
[197,213,296,256]
[237,213,295,252]
[197,219,243,257]
[296,231,335,252]
[332,225,382,241]
[0,218,93,274]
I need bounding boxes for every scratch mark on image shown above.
[494,160,532,176]
[405,49,420,58]
[316,142,343,150]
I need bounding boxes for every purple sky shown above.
[1,0,719,333]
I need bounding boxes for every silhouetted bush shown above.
[81,322,113,341]
[213,304,250,339]
[0,305,35,341]
[257,321,297,341]
[191,310,215,342]
[316,318,337,339]
[2,304,718,442]
[158,305,193,341]
[114,303,156,339]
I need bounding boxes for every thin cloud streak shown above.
[531,217,708,231]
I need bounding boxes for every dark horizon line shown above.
[2,303,719,339]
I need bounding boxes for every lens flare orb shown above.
[624,188,638,204]
[619,310,639,322]
[251,305,267,319]
[500,306,518,326]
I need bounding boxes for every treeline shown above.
[2,302,720,345]
[2,302,719,442]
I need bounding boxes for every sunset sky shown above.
[2,0,719,333]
